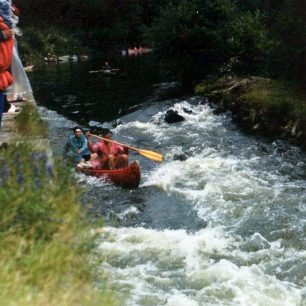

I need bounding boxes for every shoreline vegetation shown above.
[0,104,118,305]
[195,76,306,149]
[18,27,91,65]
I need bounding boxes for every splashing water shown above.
[40,96,306,305]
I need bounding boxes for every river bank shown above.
[17,27,90,65]
[0,101,117,305]
[195,76,306,149]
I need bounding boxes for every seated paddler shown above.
[63,126,91,164]
[79,128,129,170]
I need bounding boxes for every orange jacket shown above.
[0,16,13,90]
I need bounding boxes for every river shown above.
[30,57,306,306]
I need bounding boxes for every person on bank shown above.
[85,129,129,170]
[63,127,91,164]
[0,0,14,148]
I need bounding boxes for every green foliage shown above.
[144,0,228,86]
[238,80,306,117]
[144,0,272,87]
[227,10,273,73]
[17,0,164,51]
[15,102,47,136]
[265,0,306,86]
[194,83,206,95]
[0,144,118,305]
[18,27,88,63]
[0,107,117,305]
[0,148,70,239]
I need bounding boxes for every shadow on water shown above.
[81,183,206,230]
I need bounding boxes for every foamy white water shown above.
[41,99,306,306]
[95,227,303,306]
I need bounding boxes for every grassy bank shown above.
[235,79,306,119]
[196,77,306,118]
[15,102,47,136]
[195,77,306,143]
[0,105,117,305]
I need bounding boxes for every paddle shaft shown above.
[89,68,119,73]
[89,134,141,151]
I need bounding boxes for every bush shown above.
[0,144,118,305]
[15,102,47,136]
[17,27,89,64]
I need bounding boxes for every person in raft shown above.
[63,126,91,164]
[83,128,129,170]
[103,61,112,71]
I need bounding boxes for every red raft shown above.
[76,160,141,189]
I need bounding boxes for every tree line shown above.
[15,0,306,88]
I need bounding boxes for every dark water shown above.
[32,58,306,306]
[30,55,166,124]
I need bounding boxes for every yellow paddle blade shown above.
[138,149,163,162]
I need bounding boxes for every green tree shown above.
[144,0,271,87]
[228,10,272,74]
[266,0,306,85]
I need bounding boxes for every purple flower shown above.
[13,153,24,185]
[46,162,54,179]
[0,158,10,186]
[16,172,24,186]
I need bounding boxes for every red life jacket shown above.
[0,16,14,90]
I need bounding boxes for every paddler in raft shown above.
[77,128,129,170]
[101,61,120,74]
[63,126,91,164]
[89,61,120,75]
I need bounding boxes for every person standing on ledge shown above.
[8,3,33,102]
[0,0,14,148]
